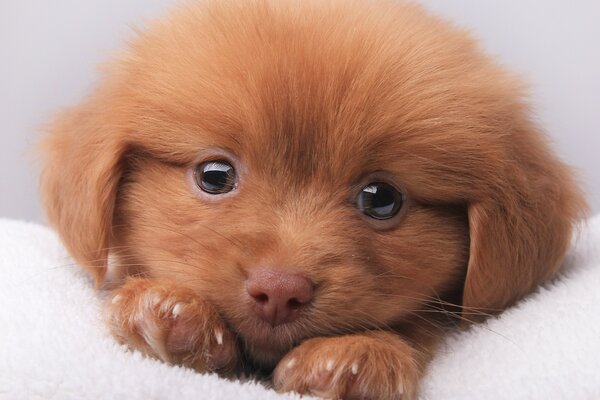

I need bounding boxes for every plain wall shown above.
[1,0,599,223]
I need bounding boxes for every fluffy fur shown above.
[40,1,586,398]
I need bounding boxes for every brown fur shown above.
[40,1,586,398]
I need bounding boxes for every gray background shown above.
[1,0,599,223]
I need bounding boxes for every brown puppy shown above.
[40,0,586,398]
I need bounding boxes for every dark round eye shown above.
[357,182,403,220]
[194,160,237,194]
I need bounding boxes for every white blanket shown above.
[0,216,599,400]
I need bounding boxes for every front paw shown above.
[106,278,238,373]
[273,333,420,400]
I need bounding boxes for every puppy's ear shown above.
[40,91,127,287]
[462,130,586,321]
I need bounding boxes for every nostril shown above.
[287,297,302,310]
[253,292,269,304]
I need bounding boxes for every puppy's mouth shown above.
[233,317,315,368]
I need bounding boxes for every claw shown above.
[215,329,223,345]
[326,359,334,372]
[172,303,184,318]
[398,381,405,395]
[111,294,122,305]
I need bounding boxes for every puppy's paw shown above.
[106,278,238,373]
[273,333,420,400]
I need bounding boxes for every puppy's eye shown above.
[194,160,237,194]
[357,182,403,220]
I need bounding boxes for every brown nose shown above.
[246,269,314,326]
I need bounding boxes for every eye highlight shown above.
[357,182,403,220]
[194,160,237,194]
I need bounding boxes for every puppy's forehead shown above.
[124,0,519,197]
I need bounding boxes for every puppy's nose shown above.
[246,269,314,326]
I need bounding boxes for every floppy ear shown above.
[40,93,127,287]
[462,134,586,321]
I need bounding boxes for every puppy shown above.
[40,0,586,398]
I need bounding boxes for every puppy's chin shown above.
[244,341,289,370]
[237,322,309,369]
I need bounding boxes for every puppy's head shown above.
[41,0,586,367]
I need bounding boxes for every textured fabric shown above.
[0,216,598,400]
